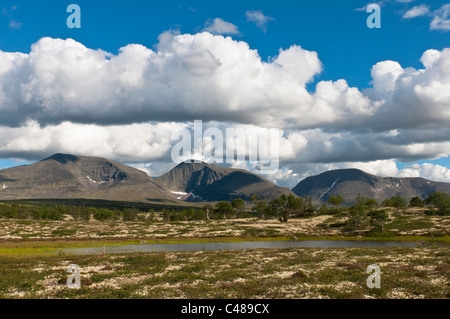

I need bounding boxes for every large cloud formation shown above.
[0,33,323,127]
[0,33,449,185]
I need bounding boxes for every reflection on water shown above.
[61,240,443,255]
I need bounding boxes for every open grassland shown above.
[0,207,448,299]
[0,207,448,256]
[0,247,448,299]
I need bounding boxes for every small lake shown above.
[62,240,444,255]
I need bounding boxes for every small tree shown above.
[346,204,368,229]
[355,194,366,206]
[319,203,329,215]
[147,209,156,221]
[425,192,450,215]
[249,195,260,205]
[122,208,138,221]
[269,194,303,222]
[303,196,315,215]
[382,195,407,208]
[215,201,234,219]
[327,195,344,214]
[231,198,245,218]
[202,203,213,220]
[253,200,268,219]
[93,208,114,221]
[409,196,424,208]
[328,195,344,207]
[368,210,389,232]
[161,208,171,221]
[364,198,378,209]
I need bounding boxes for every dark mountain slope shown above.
[292,168,450,205]
[156,161,293,202]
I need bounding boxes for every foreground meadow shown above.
[0,247,448,299]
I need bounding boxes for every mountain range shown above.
[155,161,292,202]
[1,153,449,205]
[292,168,450,204]
[0,154,172,204]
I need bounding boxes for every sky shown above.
[0,0,449,188]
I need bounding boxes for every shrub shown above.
[93,209,115,221]
[409,196,424,208]
[252,200,269,219]
[368,210,389,232]
[214,201,234,219]
[424,192,450,215]
[382,195,407,208]
[147,209,156,221]
[121,208,138,221]
[327,195,344,212]
[231,198,245,219]
[346,204,368,230]
[269,194,304,222]
[161,209,171,221]
[0,205,18,219]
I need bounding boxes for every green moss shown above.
[385,216,436,231]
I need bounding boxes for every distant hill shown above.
[292,168,450,205]
[155,161,293,202]
[0,154,173,204]
[4,155,448,206]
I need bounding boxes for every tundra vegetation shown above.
[0,192,448,299]
[0,192,448,239]
[0,246,448,299]
[0,192,449,223]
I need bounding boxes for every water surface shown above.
[63,240,437,255]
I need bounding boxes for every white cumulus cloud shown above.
[430,3,450,31]
[0,34,449,184]
[203,18,240,35]
[245,10,274,32]
[402,4,430,19]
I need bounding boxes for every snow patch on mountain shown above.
[171,190,188,199]
[171,191,188,196]
[319,178,340,200]
[329,178,339,191]
[86,176,107,184]
[190,192,205,202]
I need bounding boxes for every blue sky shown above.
[1,0,448,88]
[0,0,449,185]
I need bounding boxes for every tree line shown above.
[0,191,448,223]
[197,195,315,223]
[322,192,450,232]
[0,202,152,221]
